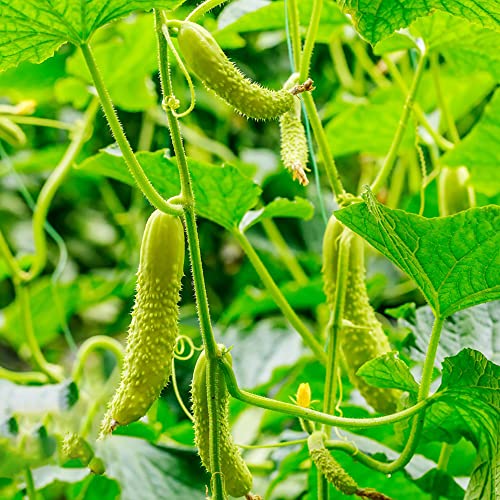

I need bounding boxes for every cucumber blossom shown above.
[322,216,400,414]
[279,95,310,185]
[100,210,184,435]
[191,348,253,498]
[177,21,295,120]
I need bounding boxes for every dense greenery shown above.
[0,1,498,499]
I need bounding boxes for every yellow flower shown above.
[296,383,311,408]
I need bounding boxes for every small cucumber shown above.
[100,210,184,434]
[191,347,253,498]
[177,22,295,120]
[322,216,400,414]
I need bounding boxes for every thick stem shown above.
[302,92,345,200]
[431,443,453,500]
[219,355,432,430]
[261,218,308,284]
[80,43,182,217]
[234,230,326,363]
[328,36,356,92]
[155,11,223,498]
[351,41,390,88]
[371,54,428,194]
[300,0,322,82]
[24,468,37,500]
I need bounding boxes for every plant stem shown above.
[0,366,48,384]
[371,54,428,194]
[302,92,345,200]
[383,55,453,151]
[80,43,182,217]
[234,230,326,363]
[0,230,26,281]
[71,335,124,383]
[24,468,36,500]
[16,282,63,382]
[351,41,390,88]
[328,36,356,92]
[138,110,156,151]
[260,218,308,284]
[219,355,432,430]
[323,230,350,420]
[156,11,224,498]
[300,0,322,82]
[430,52,460,144]
[0,115,74,130]
[286,0,302,71]
[23,98,99,281]
[185,0,229,22]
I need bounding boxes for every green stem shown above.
[287,0,302,71]
[23,98,99,281]
[323,230,350,420]
[327,315,445,474]
[185,0,229,22]
[234,230,326,363]
[80,43,182,217]
[302,92,345,200]
[156,11,224,499]
[300,0,322,82]
[0,230,26,281]
[371,54,428,194]
[0,366,48,384]
[137,111,156,151]
[430,52,460,144]
[237,438,308,450]
[24,468,36,500]
[16,282,63,382]
[219,355,432,430]
[383,55,453,151]
[261,218,308,284]
[328,36,356,92]
[71,335,124,383]
[0,115,74,130]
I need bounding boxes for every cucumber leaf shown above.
[335,193,500,317]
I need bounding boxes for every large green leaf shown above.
[78,150,262,230]
[335,193,500,317]
[0,0,183,72]
[423,349,500,500]
[338,0,500,44]
[441,90,500,196]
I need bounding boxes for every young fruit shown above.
[177,21,295,120]
[62,433,104,474]
[191,347,253,498]
[100,210,184,434]
[279,94,310,185]
[322,216,400,414]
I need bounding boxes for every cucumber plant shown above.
[0,1,498,500]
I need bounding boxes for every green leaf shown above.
[58,15,159,111]
[413,11,500,81]
[441,90,500,196]
[335,194,500,317]
[356,352,419,394]
[240,197,314,232]
[338,0,500,45]
[0,0,183,72]
[78,150,261,230]
[399,302,500,367]
[325,88,415,157]
[426,349,500,500]
[97,436,207,500]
